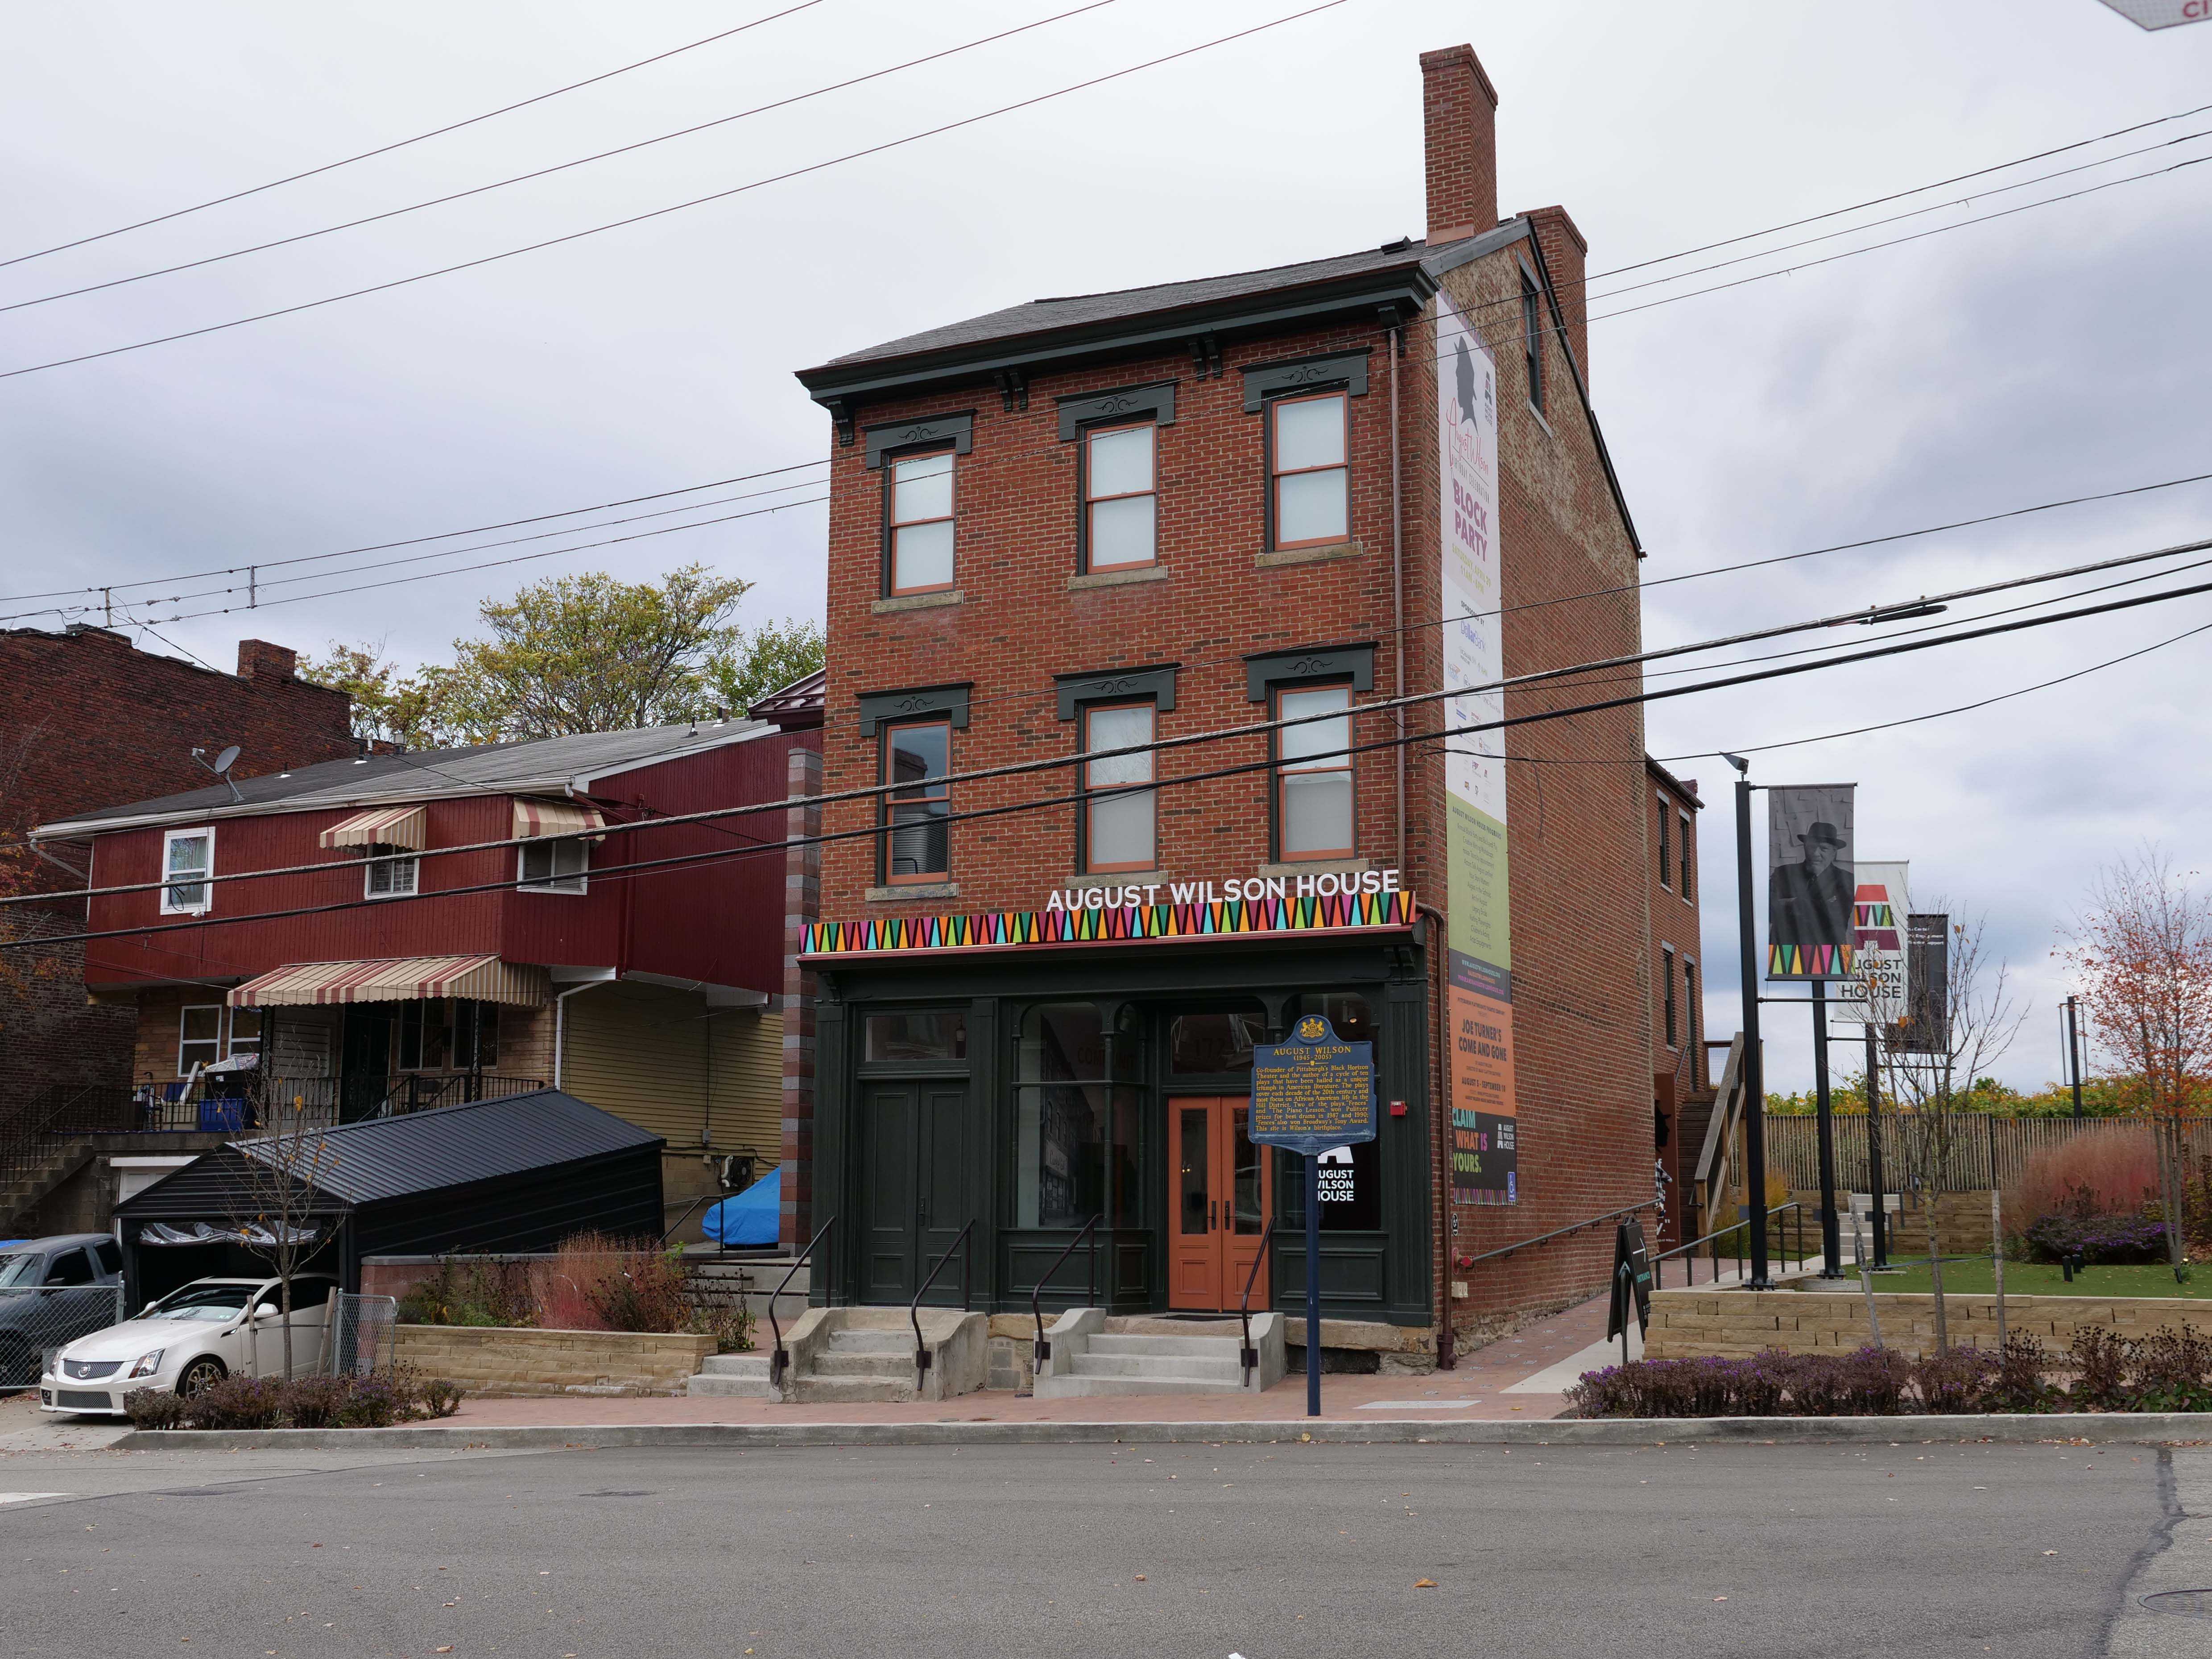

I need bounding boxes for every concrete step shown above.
[825,1329,910,1355]
[699,1352,770,1378]
[791,1374,917,1404]
[1069,1352,1241,1382]
[1086,1333,1245,1358]
[684,1371,775,1399]
[1034,1373,1248,1397]
[813,1350,916,1379]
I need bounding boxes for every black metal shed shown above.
[114,1089,665,1307]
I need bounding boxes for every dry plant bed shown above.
[123,1366,462,1431]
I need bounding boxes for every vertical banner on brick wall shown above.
[1437,293,1516,1205]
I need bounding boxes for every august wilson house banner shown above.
[1766,783,1857,980]
[1437,292,1516,1205]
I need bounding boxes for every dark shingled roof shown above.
[119,1089,663,1214]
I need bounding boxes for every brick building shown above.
[787,44,1671,1363]
[0,628,358,1110]
[1647,758,1715,1248]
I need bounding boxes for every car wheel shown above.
[176,1356,226,1397]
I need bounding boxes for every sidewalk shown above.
[427,1288,1629,1430]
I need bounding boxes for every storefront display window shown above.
[1168,1006,1267,1075]
[1014,1003,1140,1228]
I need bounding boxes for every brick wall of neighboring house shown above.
[1648,763,1708,1248]
[0,628,356,1110]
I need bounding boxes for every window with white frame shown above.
[1082,701,1156,873]
[1275,683,1355,860]
[1269,391,1349,549]
[886,448,956,595]
[1083,422,1158,571]
[175,1003,257,1076]
[363,843,419,899]
[160,826,214,914]
[518,837,588,893]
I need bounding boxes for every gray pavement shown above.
[0,1438,2197,1657]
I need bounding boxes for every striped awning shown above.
[318,805,427,851]
[513,796,607,842]
[227,954,551,1009]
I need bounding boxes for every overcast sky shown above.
[4,0,2210,1093]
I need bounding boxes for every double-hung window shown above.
[1269,392,1348,549]
[178,1005,223,1073]
[1656,796,1672,891]
[1662,944,1679,1049]
[364,843,418,899]
[1275,684,1354,860]
[882,718,951,883]
[160,827,213,915]
[1082,702,1155,873]
[886,448,955,595]
[1521,269,1545,416]
[518,838,588,893]
[1679,810,1694,900]
[1083,423,1157,570]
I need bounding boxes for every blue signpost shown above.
[1251,1014,1377,1417]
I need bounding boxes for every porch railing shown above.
[29,1072,546,1137]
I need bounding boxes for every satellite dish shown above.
[213,745,240,775]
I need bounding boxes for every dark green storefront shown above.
[807,929,1435,1329]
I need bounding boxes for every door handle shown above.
[1210,1199,1218,1232]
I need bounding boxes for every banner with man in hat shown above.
[1767,784,1857,979]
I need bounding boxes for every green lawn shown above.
[1825,1259,2211,1298]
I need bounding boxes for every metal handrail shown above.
[1650,1202,1805,1288]
[1238,1216,1276,1386]
[1453,1200,1655,1271]
[658,1193,731,1253]
[768,1216,835,1389]
[910,1219,975,1377]
[1030,1214,1101,1370]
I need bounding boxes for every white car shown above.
[38,1274,337,1416]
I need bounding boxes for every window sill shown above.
[1067,565,1168,591]
[1257,857,1370,879]
[1526,400,1555,439]
[1255,538,1364,569]
[872,590,964,615]
[867,882,959,902]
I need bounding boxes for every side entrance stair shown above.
[1032,1310,1286,1399]
[684,1306,987,1403]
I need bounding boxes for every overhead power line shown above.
[7,569,2208,952]
[0,0,831,271]
[0,0,1127,316]
[16,534,2211,913]
[0,1,1355,382]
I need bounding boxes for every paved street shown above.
[0,1438,2197,1657]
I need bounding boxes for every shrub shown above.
[186,1375,285,1430]
[396,1257,538,1328]
[540,1232,691,1334]
[2006,1130,2158,1227]
[2121,1325,2212,1412]
[122,1389,188,1430]
[1910,1346,1999,1414]
[277,1374,354,1429]
[2021,1209,2171,1265]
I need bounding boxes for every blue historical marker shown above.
[1252,1014,1377,1416]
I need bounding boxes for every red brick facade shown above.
[1648,761,1711,1246]
[0,628,356,1108]
[796,44,1666,1353]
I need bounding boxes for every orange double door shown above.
[1166,1096,1271,1311]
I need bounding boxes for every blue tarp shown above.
[702,1166,781,1246]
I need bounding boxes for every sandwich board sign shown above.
[1252,1015,1376,1416]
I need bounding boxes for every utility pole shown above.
[1812,978,1841,1276]
[1726,754,1773,1288]
[2065,995,2086,1120]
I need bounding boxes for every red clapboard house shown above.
[27,681,822,1231]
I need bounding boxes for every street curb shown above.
[112,1410,2212,1453]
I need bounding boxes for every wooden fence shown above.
[1763,1113,2212,1196]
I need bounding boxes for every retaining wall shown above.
[1644,1288,2212,1361]
[392,1325,714,1397]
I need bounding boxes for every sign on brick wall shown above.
[1437,291,1517,1205]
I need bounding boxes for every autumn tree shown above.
[2059,845,2212,1275]
[296,643,464,750]
[227,1093,342,1377]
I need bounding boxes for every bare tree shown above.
[227,1091,341,1376]
[1854,905,2026,1348]
[2059,845,2212,1276]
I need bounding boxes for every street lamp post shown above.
[1727,755,1774,1289]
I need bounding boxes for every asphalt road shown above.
[0,1438,2196,1658]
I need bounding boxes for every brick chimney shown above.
[1520,205,1589,384]
[237,639,297,680]
[1420,45,1500,246]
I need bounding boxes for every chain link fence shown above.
[1,1285,126,1390]
[328,1292,397,1378]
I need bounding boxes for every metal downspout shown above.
[1390,322,1407,877]
[1418,900,1455,1370]
[552,978,612,1092]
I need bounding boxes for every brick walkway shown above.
[426,1290,1622,1429]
